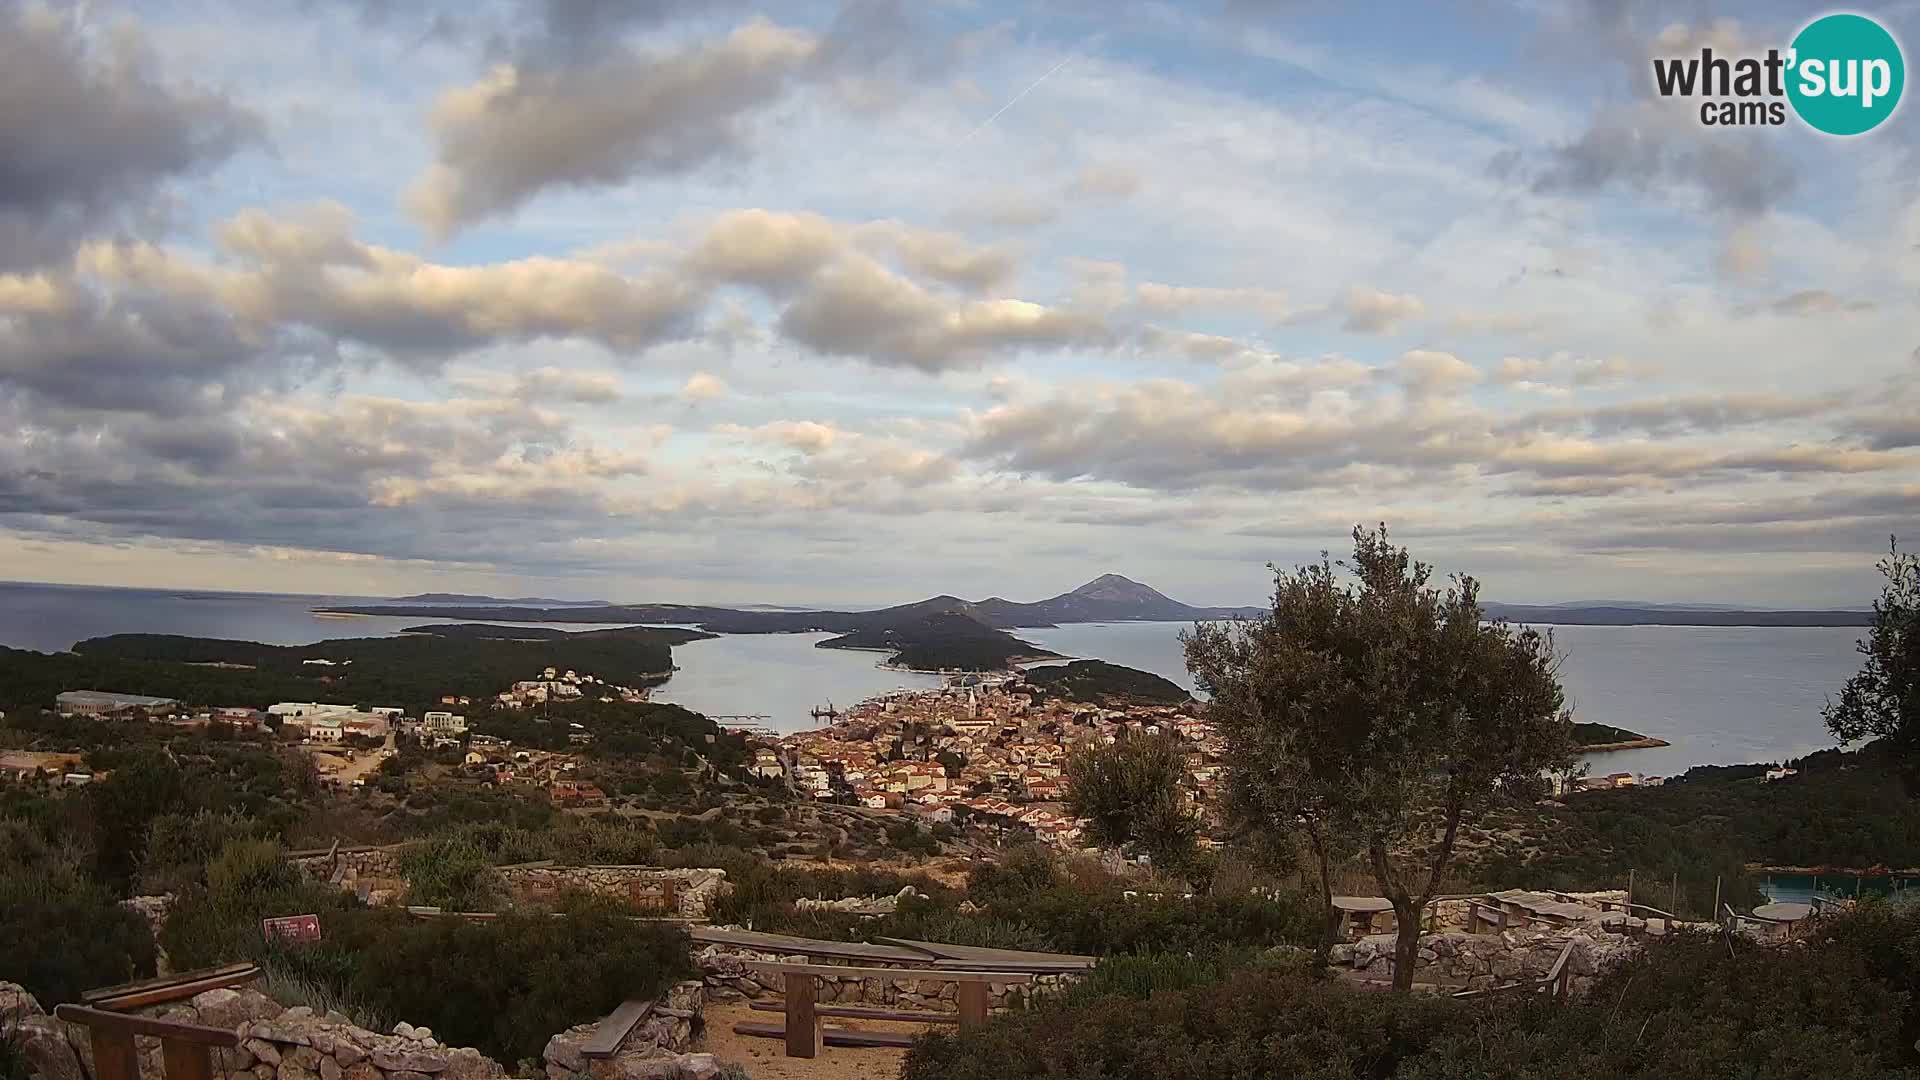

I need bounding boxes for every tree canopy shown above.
[1064,733,1198,871]
[1184,524,1572,989]
[1825,537,1920,791]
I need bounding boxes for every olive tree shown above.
[1064,733,1198,872]
[1825,537,1920,791]
[1184,525,1572,990]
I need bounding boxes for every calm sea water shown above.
[0,582,1867,769]
[1018,621,1865,777]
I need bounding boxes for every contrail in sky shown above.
[950,53,1080,151]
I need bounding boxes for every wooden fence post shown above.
[784,973,819,1059]
[957,982,989,1031]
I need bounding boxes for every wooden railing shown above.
[54,1005,239,1080]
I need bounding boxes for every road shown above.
[306,730,397,785]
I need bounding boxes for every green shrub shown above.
[906,965,1466,1080]
[0,819,156,1005]
[140,809,272,894]
[397,837,501,911]
[905,910,1920,1080]
[342,897,692,1063]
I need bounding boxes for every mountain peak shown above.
[1070,574,1170,601]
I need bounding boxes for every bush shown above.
[341,897,692,1063]
[905,908,1920,1080]
[906,965,1466,1080]
[140,809,271,894]
[397,837,501,911]
[0,819,156,1005]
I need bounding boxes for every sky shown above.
[0,0,1916,609]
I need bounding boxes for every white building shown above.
[307,718,345,743]
[269,702,355,719]
[423,711,468,735]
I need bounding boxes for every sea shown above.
[0,580,1867,776]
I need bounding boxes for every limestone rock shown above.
[11,1015,86,1080]
[320,1057,343,1080]
[673,1054,720,1080]
[194,990,251,1033]
[279,1062,319,1080]
[0,982,45,1018]
[245,1039,283,1065]
[441,1047,503,1080]
[253,1065,276,1080]
[543,1033,588,1073]
[250,1022,310,1047]
[393,1022,417,1039]
[286,1045,324,1071]
[371,1049,448,1073]
[332,1041,366,1068]
[342,1062,381,1080]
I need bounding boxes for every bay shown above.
[1016,621,1866,778]
[0,582,1869,771]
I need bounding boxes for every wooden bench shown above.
[737,963,1034,1058]
[56,1004,240,1080]
[82,963,262,1011]
[748,1001,958,1024]
[577,999,656,1059]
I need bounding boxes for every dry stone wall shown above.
[1329,927,1635,995]
[288,848,727,921]
[495,867,725,923]
[1,983,503,1080]
[694,938,1077,1013]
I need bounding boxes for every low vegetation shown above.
[906,903,1920,1080]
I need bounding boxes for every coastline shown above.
[1577,736,1672,753]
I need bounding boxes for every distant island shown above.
[388,592,613,606]
[818,611,1061,672]
[314,575,1872,673]
[1482,604,1870,627]
[1020,659,1191,707]
[1572,721,1671,752]
[327,574,1871,632]
[0,624,708,715]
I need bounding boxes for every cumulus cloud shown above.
[1338,286,1425,333]
[1491,352,1651,390]
[1135,283,1289,320]
[680,371,729,401]
[0,4,259,269]
[1397,349,1481,396]
[777,258,1109,371]
[408,19,820,237]
[77,204,705,361]
[957,374,1911,498]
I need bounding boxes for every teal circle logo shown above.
[1787,13,1905,135]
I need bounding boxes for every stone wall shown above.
[694,940,1078,1013]
[2,982,502,1080]
[540,982,717,1080]
[495,867,726,923]
[288,849,727,921]
[1329,926,1635,995]
[290,848,410,907]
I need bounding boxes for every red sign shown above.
[262,914,322,944]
